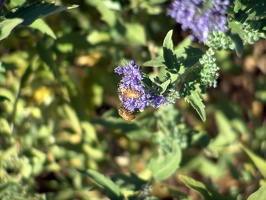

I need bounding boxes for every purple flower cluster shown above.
[167,0,229,43]
[115,60,167,112]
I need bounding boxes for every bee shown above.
[117,105,135,121]
[119,88,141,99]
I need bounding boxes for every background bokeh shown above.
[0,0,266,199]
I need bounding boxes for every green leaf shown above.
[240,143,266,179]
[247,184,266,200]
[142,55,165,67]
[179,175,231,200]
[228,20,244,37]
[6,2,78,26]
[160,79,171,95]
[230,34,243,57]
[174,37,191,57]
[85,0,116,27]
[87,30,111,45]
[163,30,173,51]
[77,169,123,200]
[0,18,23,41]
[234,0,266,22]
[148,142,182,181]
[143,30,179,69]
[163,30,178,69]
[184,90,206,122]
[29,18,56,39]
[228,21,244,57]
[182,47,204,66]
[125,23,146,45]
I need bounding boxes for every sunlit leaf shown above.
[163,29,178,69]
[0,18,23,41]
[247,184,266,200]
[142,55,165,67]
[30,18,56,39]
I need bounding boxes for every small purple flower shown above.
[115,60,167,112]
[167,0,229,43]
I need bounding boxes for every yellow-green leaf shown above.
[240,143,266,179]
[0,18,23,41]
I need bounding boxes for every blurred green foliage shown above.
[0,0,266,199]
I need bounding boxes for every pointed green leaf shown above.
[163,30,173,51]
[148,142,181,181]
[0,18,23,41]
[78,169,123,200]
[247,185,266,200]
[185,90,206,122]
[163,30,178,69]
[179,175,231,200]
[6,3,78,26]
[240,143,266,179]
[29,18,56,39]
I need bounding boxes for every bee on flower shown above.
[117,104,135,121]
[115,60,169,121]
[118,88,141,99]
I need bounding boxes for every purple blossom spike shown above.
[167,0,230,43]
[115,60,167,112]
